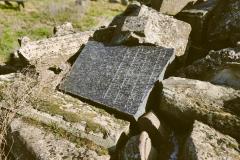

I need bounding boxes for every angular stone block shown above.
[8,118,111,160]
[109,3,149,27]
[60,41,174,120]
[151,0,197,15]
[138,112,164,144]
[176,0,221,45]
[159,77,240,141]
[18,31,93,71]
[18,91,130,149]
[184,121,240,160]
[111,5,191,58]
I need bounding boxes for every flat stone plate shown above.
[60,41,174,119]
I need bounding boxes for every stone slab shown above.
[8,118,111,160]
[18,31,93,71]
[17,91,130,149]
[60,41,174,120]
[159,77,240,141]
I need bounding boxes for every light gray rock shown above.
[138,111,169,145]
[18,91,130,150]
[151,0,197,16]
[159,77,240,141]
[93,3,144,43]
[107,3,152,30]
[177,47,240,89]
[37,63,71,90]
[138,112,175,159]
[53,22,75,37]
[18,36,31,47]
[207,0,240,49]
[120,131,158,160]
[184,121,240,160]
[0,73,18,82]
[18,30,93,72]
[111,5,191,58]
[8,118,111,160]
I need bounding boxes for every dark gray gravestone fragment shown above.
[60,41,174,120]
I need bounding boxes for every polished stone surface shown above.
[60,41,174,119]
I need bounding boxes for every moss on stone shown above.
[33,100,83,123]
[85,121,108,137]
[31,98,109,135]
[22,117,109,155]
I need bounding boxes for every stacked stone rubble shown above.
[1,0,240,159]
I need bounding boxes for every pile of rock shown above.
[0,0,239,159]
[176,0,240,62]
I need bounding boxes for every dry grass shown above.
[0,110,14,159]
[0,67,45,159]
[0,66,105,158]
[0,62,74,159]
